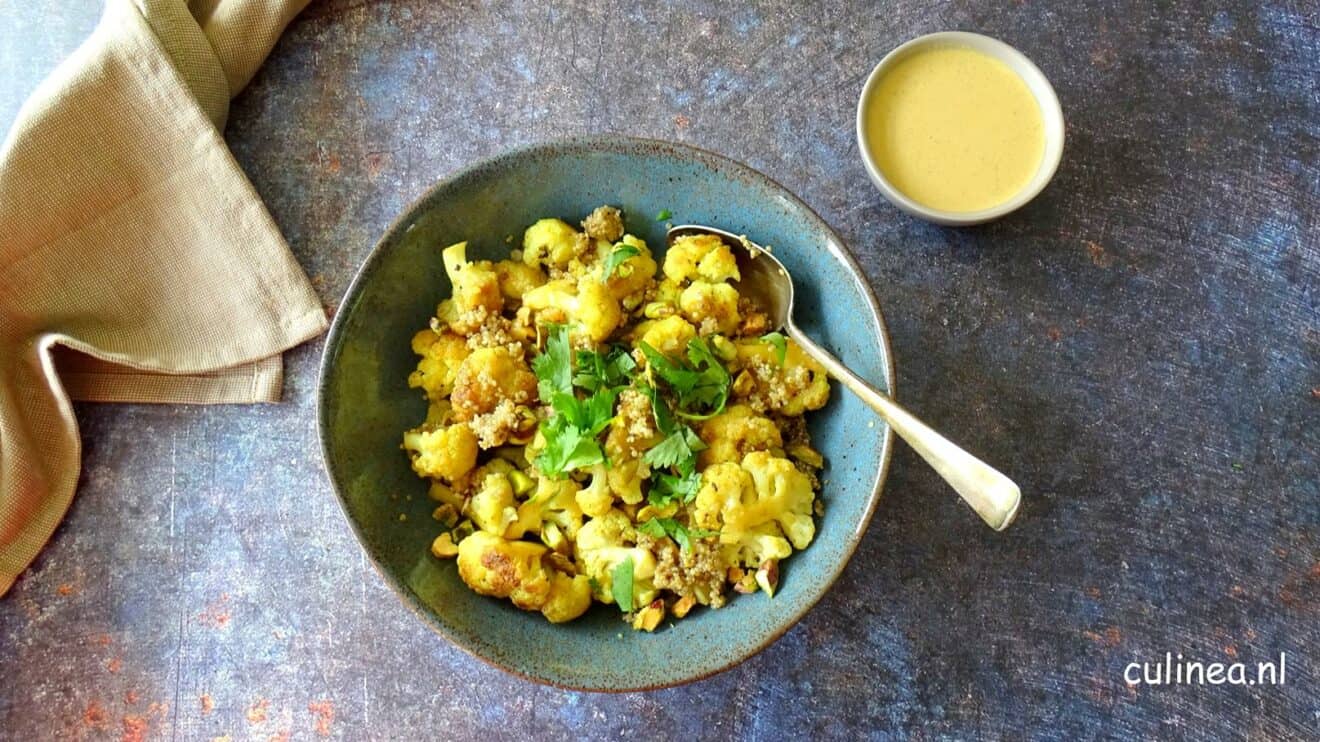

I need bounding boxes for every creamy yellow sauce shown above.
[864,45,1045,212]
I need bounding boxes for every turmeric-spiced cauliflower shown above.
[401,205,830,630]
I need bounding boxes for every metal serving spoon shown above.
[668,224,1021,531]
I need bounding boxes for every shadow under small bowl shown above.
[317,136,895,691]
[856,31,1065,226]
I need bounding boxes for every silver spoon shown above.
[668,224,1021,531]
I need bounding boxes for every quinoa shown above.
[581,205,625,242]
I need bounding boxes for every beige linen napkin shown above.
[0,0,327,595]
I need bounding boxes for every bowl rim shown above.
[316,134,896,692]
[855,30,1066,226]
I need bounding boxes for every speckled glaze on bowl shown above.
[317,136,895,691]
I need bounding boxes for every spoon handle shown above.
[785,325,1021,531]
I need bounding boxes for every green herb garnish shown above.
[638,517,718,552]
[600,244,641,282]
[760,331,788,366]
[647,470,702,508]
[642,426,706,474]
[531,323,573,399]
[638,338,730,420]
[656,209,672,221]
[532,325,627,477]
[612,557,635,613]
[573,345,636,392]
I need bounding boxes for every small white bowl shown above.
[856,31,1065,226]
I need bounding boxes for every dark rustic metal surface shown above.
[1,1,1316,739]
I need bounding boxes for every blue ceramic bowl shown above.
[318,136,894,690]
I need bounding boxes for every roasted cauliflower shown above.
[401,206,832,629]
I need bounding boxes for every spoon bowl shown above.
[668,224,1022,530]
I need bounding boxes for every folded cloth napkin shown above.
[0,0,326,595]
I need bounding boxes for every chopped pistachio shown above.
[431,504,459,527]
[632,599,665,632]
[508,469,535,496]
[732,370,755,397]
[755,559,779,598]
[541,521,568,554]
[672,594,696,619]
[430,532,459,559]
[787,443,824,469]
[710,335,737,361]
[643,301,676,319]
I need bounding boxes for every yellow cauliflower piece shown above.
[466,470,518,535]
[693,451,816,568]
[601,234,658,303]
[662,233,740,284]
[402,423,479,483]
[440,242,503,332]
[733,338,830,416]
[634,315,697,358]
[522,218,582,271]
[493,259,546,300]
[450,347,538,421]
[541,570,594,623]
[574,509,658,610]
[576,466,616,518]
[679,280,741,335]
[457,532,549,610]
[522,277,623,343]
[408,328,470,401]
[509,477,584,542]
[697,405,784,468]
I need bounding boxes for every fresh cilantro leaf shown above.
[760,331,788,366]
[531,325,618,478]
[600,244,641,282]
[573,345,636,392]
[638,382,676,436]
[647,470,702,507]
[535,415,606,474]
[639,342,701,393]
[532,323,573,400]
[612,557,634,613]
[638,517,719,552]
[642,426,706,475]
[656,209,672,221]
[639,338,731,420]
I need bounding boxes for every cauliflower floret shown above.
[576,466,615,518]
[522,218,583,271]
[402,423,479,482]
[601,234,658,304]
[679,281,741,335]
[574,509,658,610]
[633,315,697,358]
[697,405,784,468]
[509,477,584,544]
[540,570,593,623]
[662,233,740,284]
[493,259,547,301]
[456,531,591,622]
[693,451,816,568]
[450,347,538,422]
[466,470,518,535]
[408,328,470,401]
[732,338,830,416]
[581,205,625,242]
[438,242,503,333]
[522,277,623,343]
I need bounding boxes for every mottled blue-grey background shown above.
[1,0,1316,739]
